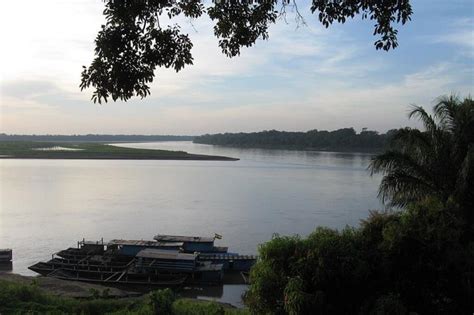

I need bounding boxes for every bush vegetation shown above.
[244,199,473,314]
[0,281,248,315]
[244,95,474,314]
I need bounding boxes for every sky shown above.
[0,0,473,135]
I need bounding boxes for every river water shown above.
[0,141,383,306]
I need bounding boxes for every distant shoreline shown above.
[194,143,381,154]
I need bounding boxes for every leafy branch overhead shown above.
[80,0,413,103]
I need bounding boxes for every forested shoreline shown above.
[194,128,398,152]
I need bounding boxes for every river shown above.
[0,141,383,306]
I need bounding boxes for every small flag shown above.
[214,233,222,240]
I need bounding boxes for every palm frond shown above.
[389,128,433,156]
[373,94,472,214]
[378,171,436,207]
[370,151,434,183]
[433,94,460,132]
[408,105,437,133]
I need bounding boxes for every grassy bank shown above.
[0,279,248,315]
[0,142,238,161]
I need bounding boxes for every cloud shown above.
[301,61,473,131]
[438,31,474,49]
[1,80,57,99]
[0,0,103,85]
[0,96,56,112]
[430,17,474,55]
[0,81,67,132]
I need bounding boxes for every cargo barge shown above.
[29,234,256,287]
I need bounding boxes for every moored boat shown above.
[28,234,256,287]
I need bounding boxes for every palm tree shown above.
[369,95,474,221]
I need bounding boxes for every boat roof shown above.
[136,249,196,261]
[196,263,224,271]
[108,239,184,247]
[154,234,214,243]
[199,254,257,260]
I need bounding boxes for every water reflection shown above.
[115,141,375,170]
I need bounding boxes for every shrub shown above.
[244,198,473,314]
[0,282,249,315]
[149,288,176,315]
[172,299,225,315]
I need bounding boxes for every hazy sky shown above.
[0,1,473,135]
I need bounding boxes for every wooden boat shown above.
[29,235,256,286]
[29,261,188,287]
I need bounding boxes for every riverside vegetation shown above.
[0,282,247,315]
[244,95,474,314]
[194,128,396,152]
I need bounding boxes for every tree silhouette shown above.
[80,0,413,103]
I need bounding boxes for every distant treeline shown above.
[0,134,194,142]
[193,128,399,152]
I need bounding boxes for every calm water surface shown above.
[0,141,383,306]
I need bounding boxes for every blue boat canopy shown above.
[154,234,215,243]
[108,239,184,247]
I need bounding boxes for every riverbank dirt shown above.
[0,272,239,309]
[0,272,140,298]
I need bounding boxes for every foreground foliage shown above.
[244,198,473,314]
[244,95,474,314]
[81,0,412,103]
[0,283,248,315]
